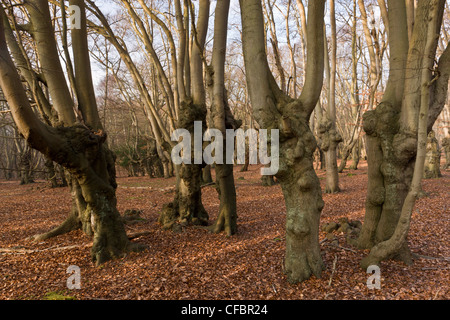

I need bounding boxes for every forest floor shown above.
[0,161,448,300]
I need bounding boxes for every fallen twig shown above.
[324,243,358,253]
[328,255,338,287]
[0,244,90,255]
[414,253,450,262]
[432,288,441,300]
[201,182,216,188]
[119,186,153,189]
[127,231,152,240]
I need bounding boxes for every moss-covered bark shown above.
[443,136,450,170]
[350,141,361,170]
[32,125,147,265]
[278,116,325,283]
[239,0,326,283]
[318,118,342,193]
[0,3,147,266]
[18,149,34,185]
[207,163,237,236]
[159,100,209,231]
[354,103,415,264]
[423,131,442,179]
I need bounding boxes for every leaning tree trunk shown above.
[30,126,147,265]
[202,165,213,184]
[338,137,360,172]
[240,144,250,172]
[44,156,58,188]
[338,146,352,173]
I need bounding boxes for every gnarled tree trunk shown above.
[354,0,449,268]
[0,1,146,265]
[159,100,209,230]
[240,0,326,283]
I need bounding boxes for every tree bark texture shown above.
[159,100,209,231]
[355,0,448,267]
[0,3,146,265]
[423,130,442,179]
[240,0,326,283]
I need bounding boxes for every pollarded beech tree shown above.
[354,0,450,268]
[116,0,211,231]
[0,0,146,265]
[87,0,212,231]
[240,0,326,283]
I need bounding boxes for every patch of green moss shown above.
[42,291,77,300]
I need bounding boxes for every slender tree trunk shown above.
[347,0,361,172]
[350,140,361,170]
[264,0,286,93]
[423,130,442,178]
[338,136,360,173]
[319,119,342,191]
[358,0,381,111]
[321,3,342,193]
[206,0,240,235]
[240,143,250,172]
